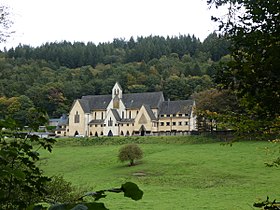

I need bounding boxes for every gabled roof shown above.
[81,95,111,110]
[122,92,164,109]
[77,99,91,113]
[77,91,164,113]
[159,100,194,115]
[143,104,157,121]
[111,109,121,121]
[57,114,68,126]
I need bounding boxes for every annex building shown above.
[56,82,196,137]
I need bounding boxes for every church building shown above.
[58,82,196,137]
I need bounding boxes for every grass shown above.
[39,136,280,210]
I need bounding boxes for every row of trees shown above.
[4,33,230,68]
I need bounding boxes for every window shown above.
[129,111,132,119]
[94,112,97,119]
[160,122,164,126]
[178,114,183,117]
[172,122,176,126]
[95,125,97,127]
[179,122,182,126]
[122,111,124,118]
[108,117,113,126]
[160,114,164,117]
[127,124,129,126]
[74,111,80,123]
[101,112,104,119]
[166,122,170,126]
[167,114,170,117]
[185,122,188,125]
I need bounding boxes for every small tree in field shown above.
[118,144,143,166]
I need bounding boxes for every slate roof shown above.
[122,92,164,109]
[119,119,135,123]
[111,109,121,121]
[57,114,69,126]
[78,92,164,112]
[81,95,112,111]
[77,99,91,113]
[89,119,104,125]
[159,100,194,115]
[143,104,157,121]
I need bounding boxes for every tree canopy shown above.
[0,33,229,117]
[207,0,280,138]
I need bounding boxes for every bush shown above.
[118,144,143,166]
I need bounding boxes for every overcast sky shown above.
[1,0,223,49]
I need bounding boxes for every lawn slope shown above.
[40,136,279,210]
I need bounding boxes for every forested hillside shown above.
[0,33,229,118]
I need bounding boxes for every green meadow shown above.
[39,136,279,210]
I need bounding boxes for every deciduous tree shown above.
[207,0,280,138]
[118,144,143,166]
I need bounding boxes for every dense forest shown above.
[0,33,230,118]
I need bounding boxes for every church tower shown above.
[112,82,122,109]
[112,82,122,99]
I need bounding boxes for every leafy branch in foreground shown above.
[0,119,56,209]
[31,182,144,210]
[254,197,280,210]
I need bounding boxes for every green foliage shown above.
[0,96,49,129]
[43,175,80,204]
[0,119,143,209]
[0,33,230,117]
[31,182,143,210]
[207,0,280,138]
[192,89,239,132]
[118,144,143,166]
[0,119,56,209]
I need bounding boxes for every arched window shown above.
[108,117,113,126]
[74,111,80,123]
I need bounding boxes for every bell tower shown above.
[112,82,122,99]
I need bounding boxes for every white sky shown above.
[1,0,223,49]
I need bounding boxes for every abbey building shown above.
[56,82,196,137]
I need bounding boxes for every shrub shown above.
[118,144,143,166]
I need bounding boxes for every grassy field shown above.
[39,136,279,210]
